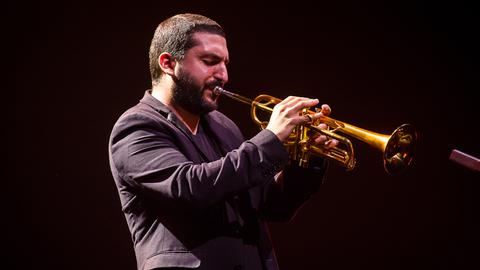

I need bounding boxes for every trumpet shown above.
[214,86,417,175]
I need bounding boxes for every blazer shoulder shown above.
[117,103,167,126]
[109,103,170,143]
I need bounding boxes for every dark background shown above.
[12,1,478,269]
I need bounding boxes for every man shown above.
[109,13,336,270]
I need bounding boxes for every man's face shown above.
[172,32,229,115]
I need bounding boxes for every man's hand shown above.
[266,98,338,149]
[266,96,319,142]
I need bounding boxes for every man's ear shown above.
[158,52,176,76]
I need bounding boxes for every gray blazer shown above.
[109,91,328,270]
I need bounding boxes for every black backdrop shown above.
[12,1,479,269]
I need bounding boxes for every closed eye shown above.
[203,59,218,66]
[201,54,229,66]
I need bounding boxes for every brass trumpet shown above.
[214,86,417,175]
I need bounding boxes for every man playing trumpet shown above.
[108,13,337,270]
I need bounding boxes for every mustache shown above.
[204,79,224,90]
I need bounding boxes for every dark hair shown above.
[149,13,226,86]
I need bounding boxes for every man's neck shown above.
[151,85,200,135]
[170,106,200,135]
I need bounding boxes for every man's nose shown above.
[214,63,228,83]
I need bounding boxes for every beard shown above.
[171,68,221,115]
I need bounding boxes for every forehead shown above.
[188,32,229,58]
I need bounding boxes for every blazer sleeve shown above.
[109,112,289,210]
[258,157,329,222]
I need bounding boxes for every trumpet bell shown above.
[384,124,417,174]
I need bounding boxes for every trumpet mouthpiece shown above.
[213,86,224,95]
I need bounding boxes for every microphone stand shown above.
[449,149,480,172]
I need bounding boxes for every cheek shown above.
[187,64,212,83]
[190,61,215,79]
[198,67,215,81]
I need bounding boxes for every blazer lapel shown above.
[139,90,211,162]
[202,113,240,156]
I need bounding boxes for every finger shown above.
[303,112,324,124]
[317,123,328,130]
[278,95,296,105]
[280,96,318,113]
[320,104,331,116]
[273,96,300,110]
[308,112,322,121]
[314,135,329,144]
[289,98,319,113]
[284,99,320,125]
[324,139,339,149]
[274,96,310,116]
[273,96,294,112]
[295,111,320,126]
[277,96,303,107]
